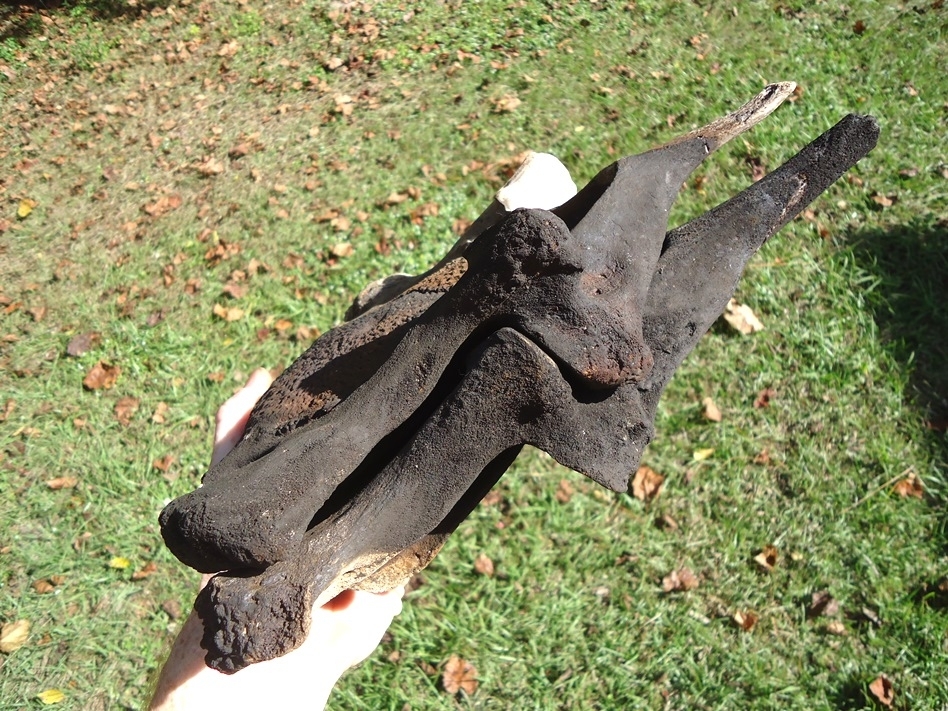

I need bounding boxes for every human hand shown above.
[150,369,406,710]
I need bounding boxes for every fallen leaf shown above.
[481,491,503,507]
[555,478,574,503]
[132,561,158,580]
[196,158,225,176]
[212,303,244,322]
[753,545,778,572]
[330,242,354,258]
[46,476,78,490]
[702,397,722,422]
[17,198,37,219]
[114,396,140,426]
[0,399,14,422]
[73,532,92,552]
[32,577,63,594]
[36,689,65,705]
[142,194,182,217]
[442,655,478,695]
[217,41,240,57]
[0,619,30,652]
[868,674,894,707]
[825,620,846,635]
[473,553,494,577]
[753,387,776,409]
[892,472,924,498]
[871,192,896,208]
[692,448,714,462]
[853,19,867,34]
[723,298,765,334]
[153,454,175,472]
[733,610,758,631]
[152,402,169,424]
[222,282,248,300]
[860,606,883,628]
[83,361,120,390]
[161,599,182,620]
[807,590,839,618]
[492,94,521,113]
[109,556,131,570]
[632,465,664,501]
[662,567,699,592]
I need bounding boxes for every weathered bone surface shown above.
[159,83,879,672]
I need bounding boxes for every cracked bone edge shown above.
[496,151,578,211]
[670,81,797,150]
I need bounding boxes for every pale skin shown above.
[150,369,406,710]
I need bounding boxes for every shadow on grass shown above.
[849,216,948,468]
[0,0,170,43]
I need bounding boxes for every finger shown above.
[211,368,274,466]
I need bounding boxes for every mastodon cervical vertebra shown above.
[159,83,879,672]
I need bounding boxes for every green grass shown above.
[1,0,946,708]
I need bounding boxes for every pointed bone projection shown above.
[159,84,879,672]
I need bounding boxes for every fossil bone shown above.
[159,83,879,672]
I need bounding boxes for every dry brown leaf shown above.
[753,545,778,572]
[212,303,244,322]
[142,194,182,217]
[47,476,78,490]
[152,402,170,424]
[132,561,158,581]
[481,490,503,507]
[753,387,776,409]
[218,41,240,57]
[0,399,15,423]
[723,298,764,334]
[382,191,409,206]
[807,590,839,619]
[153,454,176,472]
[161,599,182,620]
[733,610,758,631]
[892,472,924,498]
[555,478,574,503]
[871,192,895,208]
[632,465,664,502]
[473,553,494,577]
[222,282,248,300]
[702,396,722,422]
[83,361,120,390]
[32,579,56,594]
[330,242,355,258]
[662,567,699,592]
[825,620,846,635]
[196,158,225,176]
[409,202,439,225]
[492,94,522,113]
[114,396,140,426]
[0,619,30,653]
[442,655,478,695]
[868,674,894,707]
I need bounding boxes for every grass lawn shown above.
[1,0,946,708]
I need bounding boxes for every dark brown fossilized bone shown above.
[159,83,879,672]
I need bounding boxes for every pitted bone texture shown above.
[159,84,879,672]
